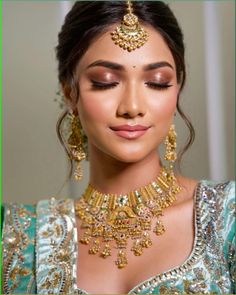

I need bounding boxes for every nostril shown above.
[138,112,145,117]
[123,113,131,118]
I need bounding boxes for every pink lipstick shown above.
[110,124,150,139]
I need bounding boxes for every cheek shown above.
[77,93,114,129]
[150,87,178,120]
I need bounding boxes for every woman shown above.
[2,1,235,294]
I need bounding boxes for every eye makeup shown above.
[145,69,173,83]
[86,66,175,91]
[144,71,173,90]
[90,80,119,90]
[86,69,120,90]
[87,70,119,83]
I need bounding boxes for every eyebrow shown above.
[144,61,174,71]
[86,60,174,71]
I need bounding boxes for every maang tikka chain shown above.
[67,113,86,180]
[111,0,148,52]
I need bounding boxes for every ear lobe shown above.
[61,83,78,113]
[62,83,73,100]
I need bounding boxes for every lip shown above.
[110,124,150,139]
[110,124,149,131]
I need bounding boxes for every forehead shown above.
[77,24,176,71]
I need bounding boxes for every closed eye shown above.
[90,80,173,91]
[91,80,119,90]
[145,82,172,90]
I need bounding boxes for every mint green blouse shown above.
[2,180,235,294]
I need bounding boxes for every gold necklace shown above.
[75,166,182,269]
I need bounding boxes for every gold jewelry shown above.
[75,166,182,269]
[67,113,86,180]
[110,1,148,52]
[164,124,177,169]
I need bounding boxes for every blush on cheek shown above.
[78,94,114,125]
[150,93,177,120]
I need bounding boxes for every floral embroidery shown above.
[36,198,77,294]
[2,203,36,294]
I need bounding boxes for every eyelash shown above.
[91,81,119,90]
[145,82,172,90]
[91,80,172,91]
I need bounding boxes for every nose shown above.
[116,82,146,118]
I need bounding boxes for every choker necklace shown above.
[75,166,182,269]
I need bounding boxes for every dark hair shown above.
[56,1,195,169]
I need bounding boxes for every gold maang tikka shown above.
[111,1,148,52]
[67,113,86,180]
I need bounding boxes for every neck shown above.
[88,145,162,195]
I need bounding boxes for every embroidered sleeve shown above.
[36,198,78,294]
[2,203,36,294]
[222,181,235,292]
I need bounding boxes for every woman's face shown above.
[72,25,180,163]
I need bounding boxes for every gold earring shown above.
[67,113,86,180]
[164,124,177,170]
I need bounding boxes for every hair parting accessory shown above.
[110,0,148,52]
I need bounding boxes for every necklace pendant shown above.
[88,238,100,254]
[130,224,142,237]
[131,240,143,256]
[80,235,91,245]
[101,243,111,258]
[80,230,92,245]
[103,227,113,241]
[153,219,165,235]
[114,232,128,248]
[141,232,152,248]
[115,250,128,269]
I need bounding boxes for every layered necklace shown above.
[75,166,182,269]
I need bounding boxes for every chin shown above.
[107,148,155,164]
[112,154,144,164]
[89,138,158,164]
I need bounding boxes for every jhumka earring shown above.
[110,0,148,51]
[67,113,86,180]
[164,124,177,170]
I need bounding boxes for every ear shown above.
[61,83,78,114]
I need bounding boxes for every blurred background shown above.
[3,1,235,204]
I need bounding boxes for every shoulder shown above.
[2,198,76,234]
[200,179,235,195]
[2,202,36,216]
[198,180,235,214]
[196,180,235,250]
[2,202,37,234]
[36,197,75,214]
[198,181,235,288]
[196,181,236,292]
[2,198,75,227]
